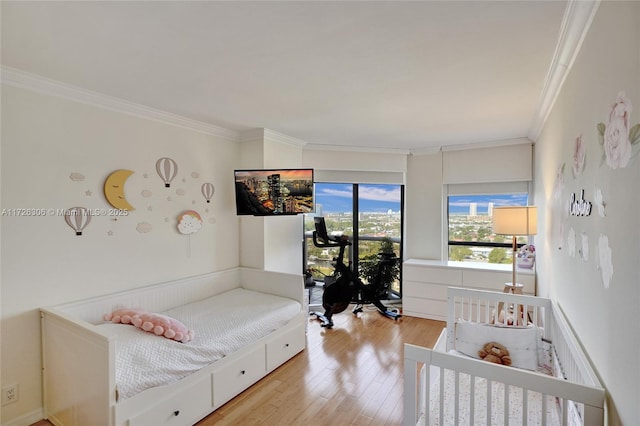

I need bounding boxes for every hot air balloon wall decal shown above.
[156,157,178,188]
[64,207,92,236]
[201,182,215,203]
[177,210,203,257]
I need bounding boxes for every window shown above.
[447,185,530,264]
[304,182,403,296]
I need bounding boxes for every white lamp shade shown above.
[492,206,537,236]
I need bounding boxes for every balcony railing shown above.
[303,232,402,295]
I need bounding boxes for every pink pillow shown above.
[103,309,194,343]
[131,312,194,343]
[103,308,142,325]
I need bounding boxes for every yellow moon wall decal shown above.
[104,169,135,211]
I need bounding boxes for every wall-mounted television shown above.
[234,168,314,216]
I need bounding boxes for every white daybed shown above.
[404,287,605,426]
[41,267,306,426]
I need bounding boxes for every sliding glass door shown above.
[304,182,403,297]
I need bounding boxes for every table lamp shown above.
[492,206,537,288]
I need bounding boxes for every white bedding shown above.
[97,288,301,400]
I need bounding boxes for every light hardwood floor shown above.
[32,307,444,426]
[197,307,443,425]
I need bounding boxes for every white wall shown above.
[404,152,443,260]
[238,129,305,274]
[533,2,640,423]
[263,137,305,274]
[0,84,240,423]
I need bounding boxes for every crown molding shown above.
[441,137,532,152]
[527,0,600,142]
[0,66,239,141]
[240,128,308,148]
[409,146,442,156]
[263,128,308,148]
[304,143,411,155]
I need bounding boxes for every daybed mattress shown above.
[97,288,302,400]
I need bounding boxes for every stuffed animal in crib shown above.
[491,303,517,326]
[496,307,517,326]
[478,341,512,366]
[131,312,194,343]
[103,308,141,325]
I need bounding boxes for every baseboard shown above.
[1,408,44,426]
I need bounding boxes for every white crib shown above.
[404,287,605,426]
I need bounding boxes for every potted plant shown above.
[359,237,400,294]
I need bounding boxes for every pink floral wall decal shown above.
[597,91,640,169]
[552,163,565,201]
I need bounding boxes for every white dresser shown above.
[402,259,535,321]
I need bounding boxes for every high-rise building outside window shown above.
[448,193,529,263]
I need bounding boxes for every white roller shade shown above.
[303,148,406,185]
[442,142,532,184]
[314,170,404,184]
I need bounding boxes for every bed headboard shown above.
[42,269,241,325]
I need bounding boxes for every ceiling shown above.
[1,1,571,152]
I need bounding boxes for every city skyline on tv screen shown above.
[234,169,314,215]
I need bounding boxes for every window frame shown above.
[443,182,533,263]
[304,182,404,297]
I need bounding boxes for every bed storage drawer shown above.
[213,344,266,407]
[128,374,212,426]
[266,324,305,371]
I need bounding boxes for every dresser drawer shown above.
[403,265,462,285]
[128,374,212,426]
[213,344,266,407]
[403,296,447,321]
[402,259,536,319]
[266,324,305,371]
[403,281,449,300]
[463,269,535,293]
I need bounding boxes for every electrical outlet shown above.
[2,384,18,405]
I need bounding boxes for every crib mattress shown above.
[97,288,302,400]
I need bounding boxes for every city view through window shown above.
[303,187,529,295]
[448,193,529,263]
[304,183,402,294]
